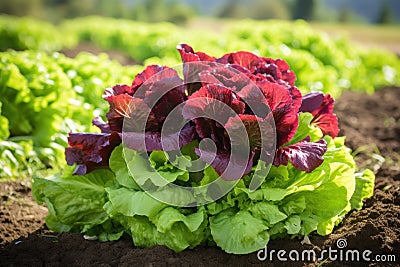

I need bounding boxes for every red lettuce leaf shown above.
[130,65,187,130]
[274,59,296,87]
[177,44,216,95]
[225,114,263,149]
[274,137,327,173]
[131,65,181,98]
[312,112,339,138]
[195,147,255,181]
[253,81,300,147]
[217,51,296,87]
[143,84,186,127]
[123,123,195,151]
[65,132,121,175]
[125,71,193,151]
[92,117,111,134]
[177,44,215,63]
[104,94,134,132]
[104,65,182,99]
[103,64,194,152]
[217,51,261,70]
[299,92,324,113]
[225,114,276,165]
[198,65,253,93]
[103,84,134,97]
[287,86,303,112]
[300,93,339,138]
[183,84,245,151]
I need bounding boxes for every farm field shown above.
[0,16,399,266]
[311,23,400,55]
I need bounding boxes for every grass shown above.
[351,144,385,173]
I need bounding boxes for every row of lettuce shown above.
[63,17,400,96]
[0,50,142,178]
[1,15,400,179]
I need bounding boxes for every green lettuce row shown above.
[0,15,77,52]
[60,17,400,97]
[224,20,400,96]
[60,16,185,63]
[0,50,142,178]
[32,114,375,254]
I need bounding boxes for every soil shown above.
[0,86,399,267]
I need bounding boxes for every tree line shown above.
[0,0,395,24]
[217,0,395,24]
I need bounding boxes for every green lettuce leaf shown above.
[149,150,190,182]
[126,212,207,252]
[150,207,205,233]
[109,145,141,190]
[105,187,167,217]
[105,196,208,252]
[32,169,116,233]
[350,169,375,210]
[285,112,323,145]
[284,215,302,234]
[249,202,287,225]
[125,148,190,187]
[210,209,269,254]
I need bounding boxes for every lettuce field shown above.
[0,15,399,266]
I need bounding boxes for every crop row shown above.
[0,50,142,178]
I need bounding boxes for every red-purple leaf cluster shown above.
[66,44,340,179]
[300,92,339,138]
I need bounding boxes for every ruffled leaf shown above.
[184,84,244,150]
[65,132,121,175]
[104,94,134,132]
[198,65,252,93]
[131,65,181,97]
[217,51,261,70]
[258,81,300,147]
[300,93,339,138]
[123,123,195,152]
[217,51,296,86]
[210,209,269,254]
[92,117,111,134]
[274,137,327,173]
[194,147,254,181]
[299,92,324,113]
[177,43,215,63]
[177,44,216,94]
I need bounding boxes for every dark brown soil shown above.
[0,180,47,245]
[0,87,399,267]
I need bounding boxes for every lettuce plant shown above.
[33,44,375,254]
